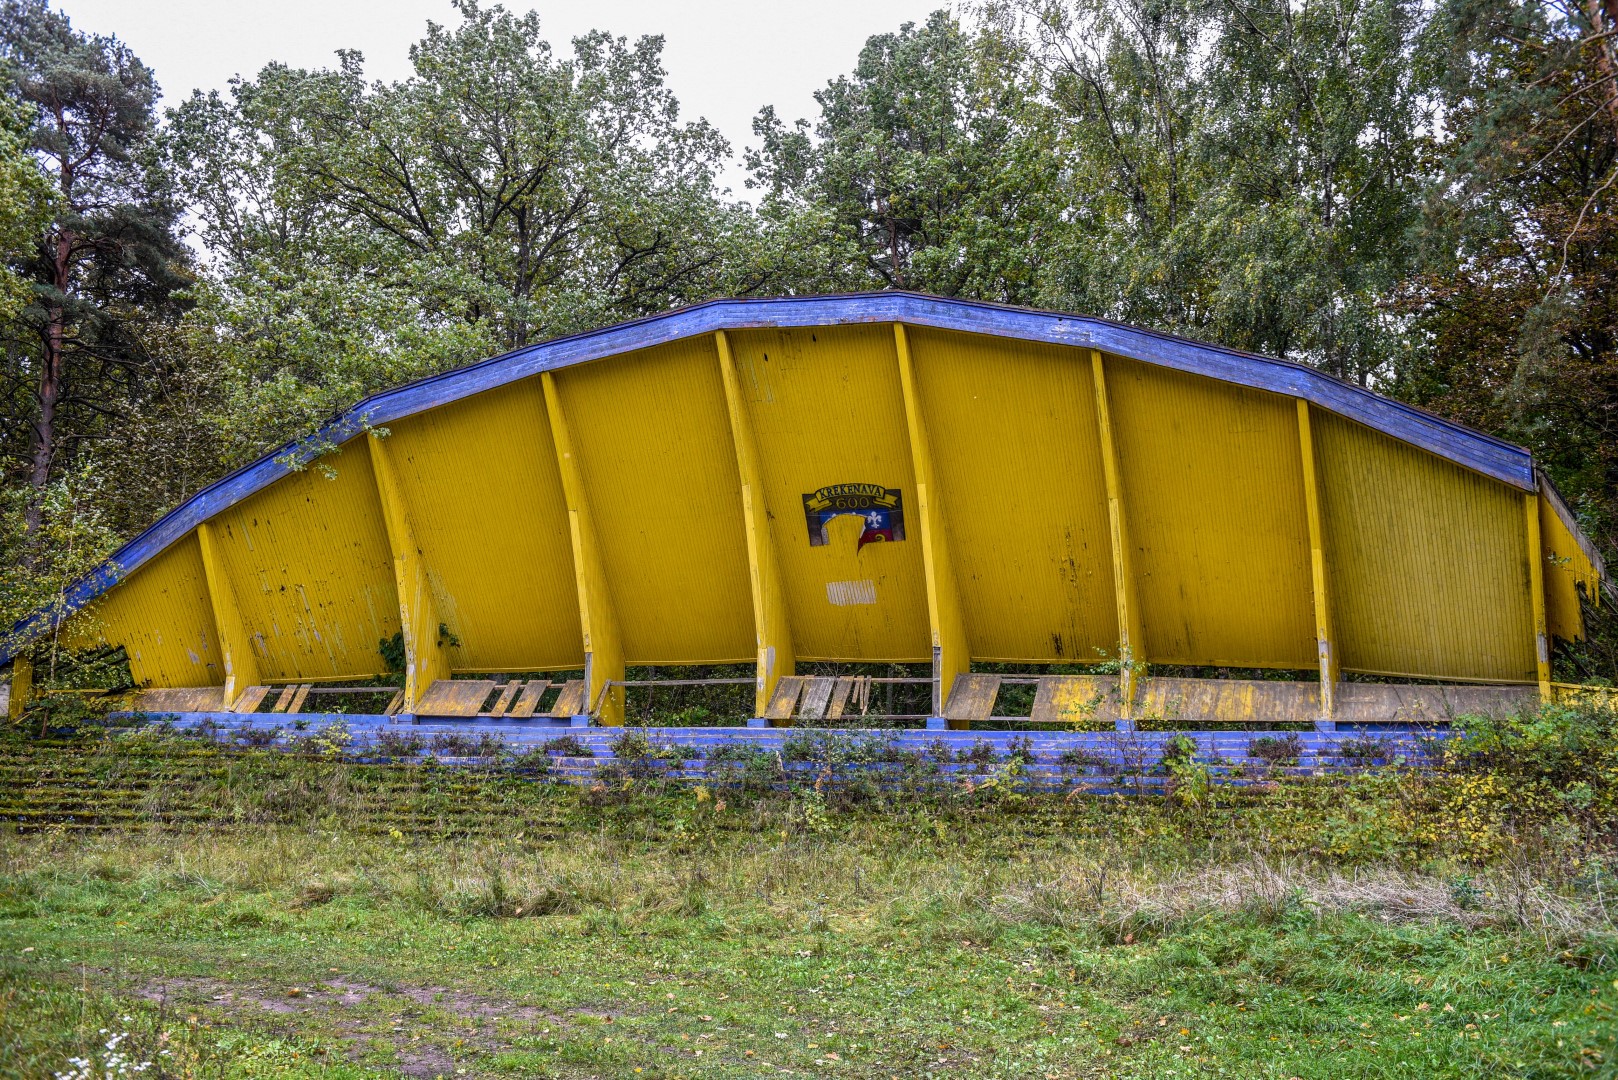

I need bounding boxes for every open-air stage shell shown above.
[5,292,1604,728]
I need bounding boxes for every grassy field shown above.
[0,728,1615,1079]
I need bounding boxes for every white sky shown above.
[57,0,947,197]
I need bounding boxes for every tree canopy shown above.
[1,0,1615,678]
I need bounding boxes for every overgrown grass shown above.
[0,705,1615,1077]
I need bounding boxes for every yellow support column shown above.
[1525,492,1553,702]
[895,323,971,726]
[1090,349,1146,725]
[368,433,452,712]
[1295,401,1340,726]
[196,520,262,709]
[6,654,31,723]
[542,372,625,726]
[716,330,796,718]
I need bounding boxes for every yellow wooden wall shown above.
[726,324,933,662]
[907,327,1117,663]
[60,321,1595,692]
[1314,411,1536,682]
[555,337,755,664]
[60,531,221,688]
[206,442,400,682]
[380,382,582,672]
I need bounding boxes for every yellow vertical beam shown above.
[1090,349,1145,721]
[1295,400,1339,721]
[716,330,796,718]
[6,654,31,723]
[196,520,261,708]
[895,323,971,725]
[367,433,452,712]
[1525,492,1553,702]
[542,371,625,726]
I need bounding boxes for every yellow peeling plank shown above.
[543,372,626,725]
[1296,401,1339,717]
[1526,493,1553,701]
[548,679,586,717]
[487,680,521,717]
[895,323,971,724]
[1090,351,1146,717]
[416,679,494,717]
[1030,675,1114,725]
[369,434,452,712]
[196,520,261,710]
[763,675,806,721]
[942,673,1000,723]
[717,329,797,715]
[231,685,271,714]
[507,680,549,718]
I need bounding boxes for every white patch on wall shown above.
[826,579,877,606]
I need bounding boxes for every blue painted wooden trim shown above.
[2,291,1544,663]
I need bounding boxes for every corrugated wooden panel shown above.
[1539,494,1595,643]
[1315,412,1536,681]
[728,324,932,661]
[381,381,582,672]
[209,438,400,681]
[554,336,754,664]
[907,327,1117,662]
[1106,356,1315,668]
[61,531,221,688]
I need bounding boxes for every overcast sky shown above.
[57,0,946,197]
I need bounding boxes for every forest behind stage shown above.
[1,0,1616,678]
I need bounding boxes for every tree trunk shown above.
[24,230,70,552]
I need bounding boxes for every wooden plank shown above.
[486,681,521,717]
[269,685,293,713]
[416,679,495,717]
[1029,675,1115,724]
[1091,350,1146,720]
[796,676,837,720]
[1335,682,1535,725]
[548,679,586,717]
[286,684,312,713]
[383,689,405,716]
[825,676,856,719]
[763,675,806,720]
[717,329,796,715]
[1135,678,1316,725]
[507,680,549,718]
[896,322,972,726]
[942,674,1001,723]
[134,687,227,713]
[542,372,625,726]
[1297,400,1339,718]
[231,685,271,715]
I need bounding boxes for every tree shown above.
[167,1,775,459]
[0,0,188,546]
[747,11,1064,303]
[1395,0,1617,647]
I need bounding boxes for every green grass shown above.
[0,734,1615,1078]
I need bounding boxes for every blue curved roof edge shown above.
[1,290,1538,665]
